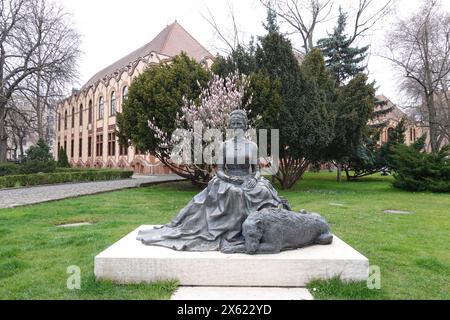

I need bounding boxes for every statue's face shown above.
[229,116,246,132]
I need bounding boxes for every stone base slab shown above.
[171,287,314,300]
[94,226,369,287]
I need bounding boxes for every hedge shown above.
[0,163,21,176]
[0,170,134,189]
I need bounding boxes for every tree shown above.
[4,94,35,160]
[388,138,450,192]
[346,116,407,180]
[213,10,335,189]
[315,6,380,181]
[260,0,334,53]
[147,71,251,185]
[117,53,210,161]
[117,54,216,185]
[255,18,335,189]
[261,0,395,53]
[322,74,376,180]
[200,0,247,55]
[57,146,69,168]
[317,7,369,86]
[0,0,81,162]
[21,138,56,173]
[384,0,450,152]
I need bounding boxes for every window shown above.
[79,104,83,126]
[58,113,61,131]
[88,100,93,124]
[108,132,116,156]
[64,111,68,129]
[110,92,116,116]
[71,107,75,128]
[122,86,129,102]
[98,96,104,120]
[57,142,60,153]
[79,138,83,157]
[70,139,74,158]
[88,136,92,157]
[387,128,395,143]
[119,144,128,156]
[96,134,103,157]
[64,140,67,151]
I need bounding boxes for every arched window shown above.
[122,86,129,101]
[387,127,395,143]
[58,112,61,131]
[64,110,68,129]
[79,104,83,126]
[110,91,116,116]
[98,96,104,120]
[88,100,93,124]
[71,107,75,128]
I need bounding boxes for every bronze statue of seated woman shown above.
[137,110,285,252]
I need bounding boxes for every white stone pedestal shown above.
[94,226,369,287]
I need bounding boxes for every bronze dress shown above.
[136,139,282,251]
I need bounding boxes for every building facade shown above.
[54,22,213,174]
[372,95,430,150]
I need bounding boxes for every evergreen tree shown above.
[211,43,256,77]
[263,6,279,33]
[57,146,70,168]
[255,14,335,189]
[214,9,336,189]
[317,7,369,85]
[21,138,56,173]
[388,141,450,193]
[346,117,407,180]
[117,53,210,158]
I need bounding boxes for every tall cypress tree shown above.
[317,7,369,86]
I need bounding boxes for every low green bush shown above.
[0,163,21,176]
[20,159,57,174]
[0,170,134,189]
[389,141,450,193]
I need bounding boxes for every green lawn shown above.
[0,172,449,299]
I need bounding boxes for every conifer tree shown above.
[317,7,369,86]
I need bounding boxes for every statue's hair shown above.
[230,109,248,127]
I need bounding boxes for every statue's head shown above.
[229,109,248,131]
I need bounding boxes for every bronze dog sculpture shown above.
[222,208,333,254]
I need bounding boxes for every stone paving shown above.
[0,174,185,209]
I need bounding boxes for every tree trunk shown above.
[276,156,309,190]
[345,166,351,181]
[426,93,439,152]
[0,102,8,163]
[336,163,342,182]
[36,70,44,140]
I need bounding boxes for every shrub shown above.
[57,147,70,168]
[388,141,450,192]
[20,159,57,175]
[0,170,134,189]
[21,139,57,174]
[0,163,21,176]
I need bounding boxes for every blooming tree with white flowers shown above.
[148,71,252,185]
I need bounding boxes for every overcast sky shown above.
[56,0,450,107]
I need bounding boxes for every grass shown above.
[0,172,449,299]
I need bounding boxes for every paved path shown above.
[0,174,185,209]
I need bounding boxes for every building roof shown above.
[82,21,214,90]
[376,94,407,119]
